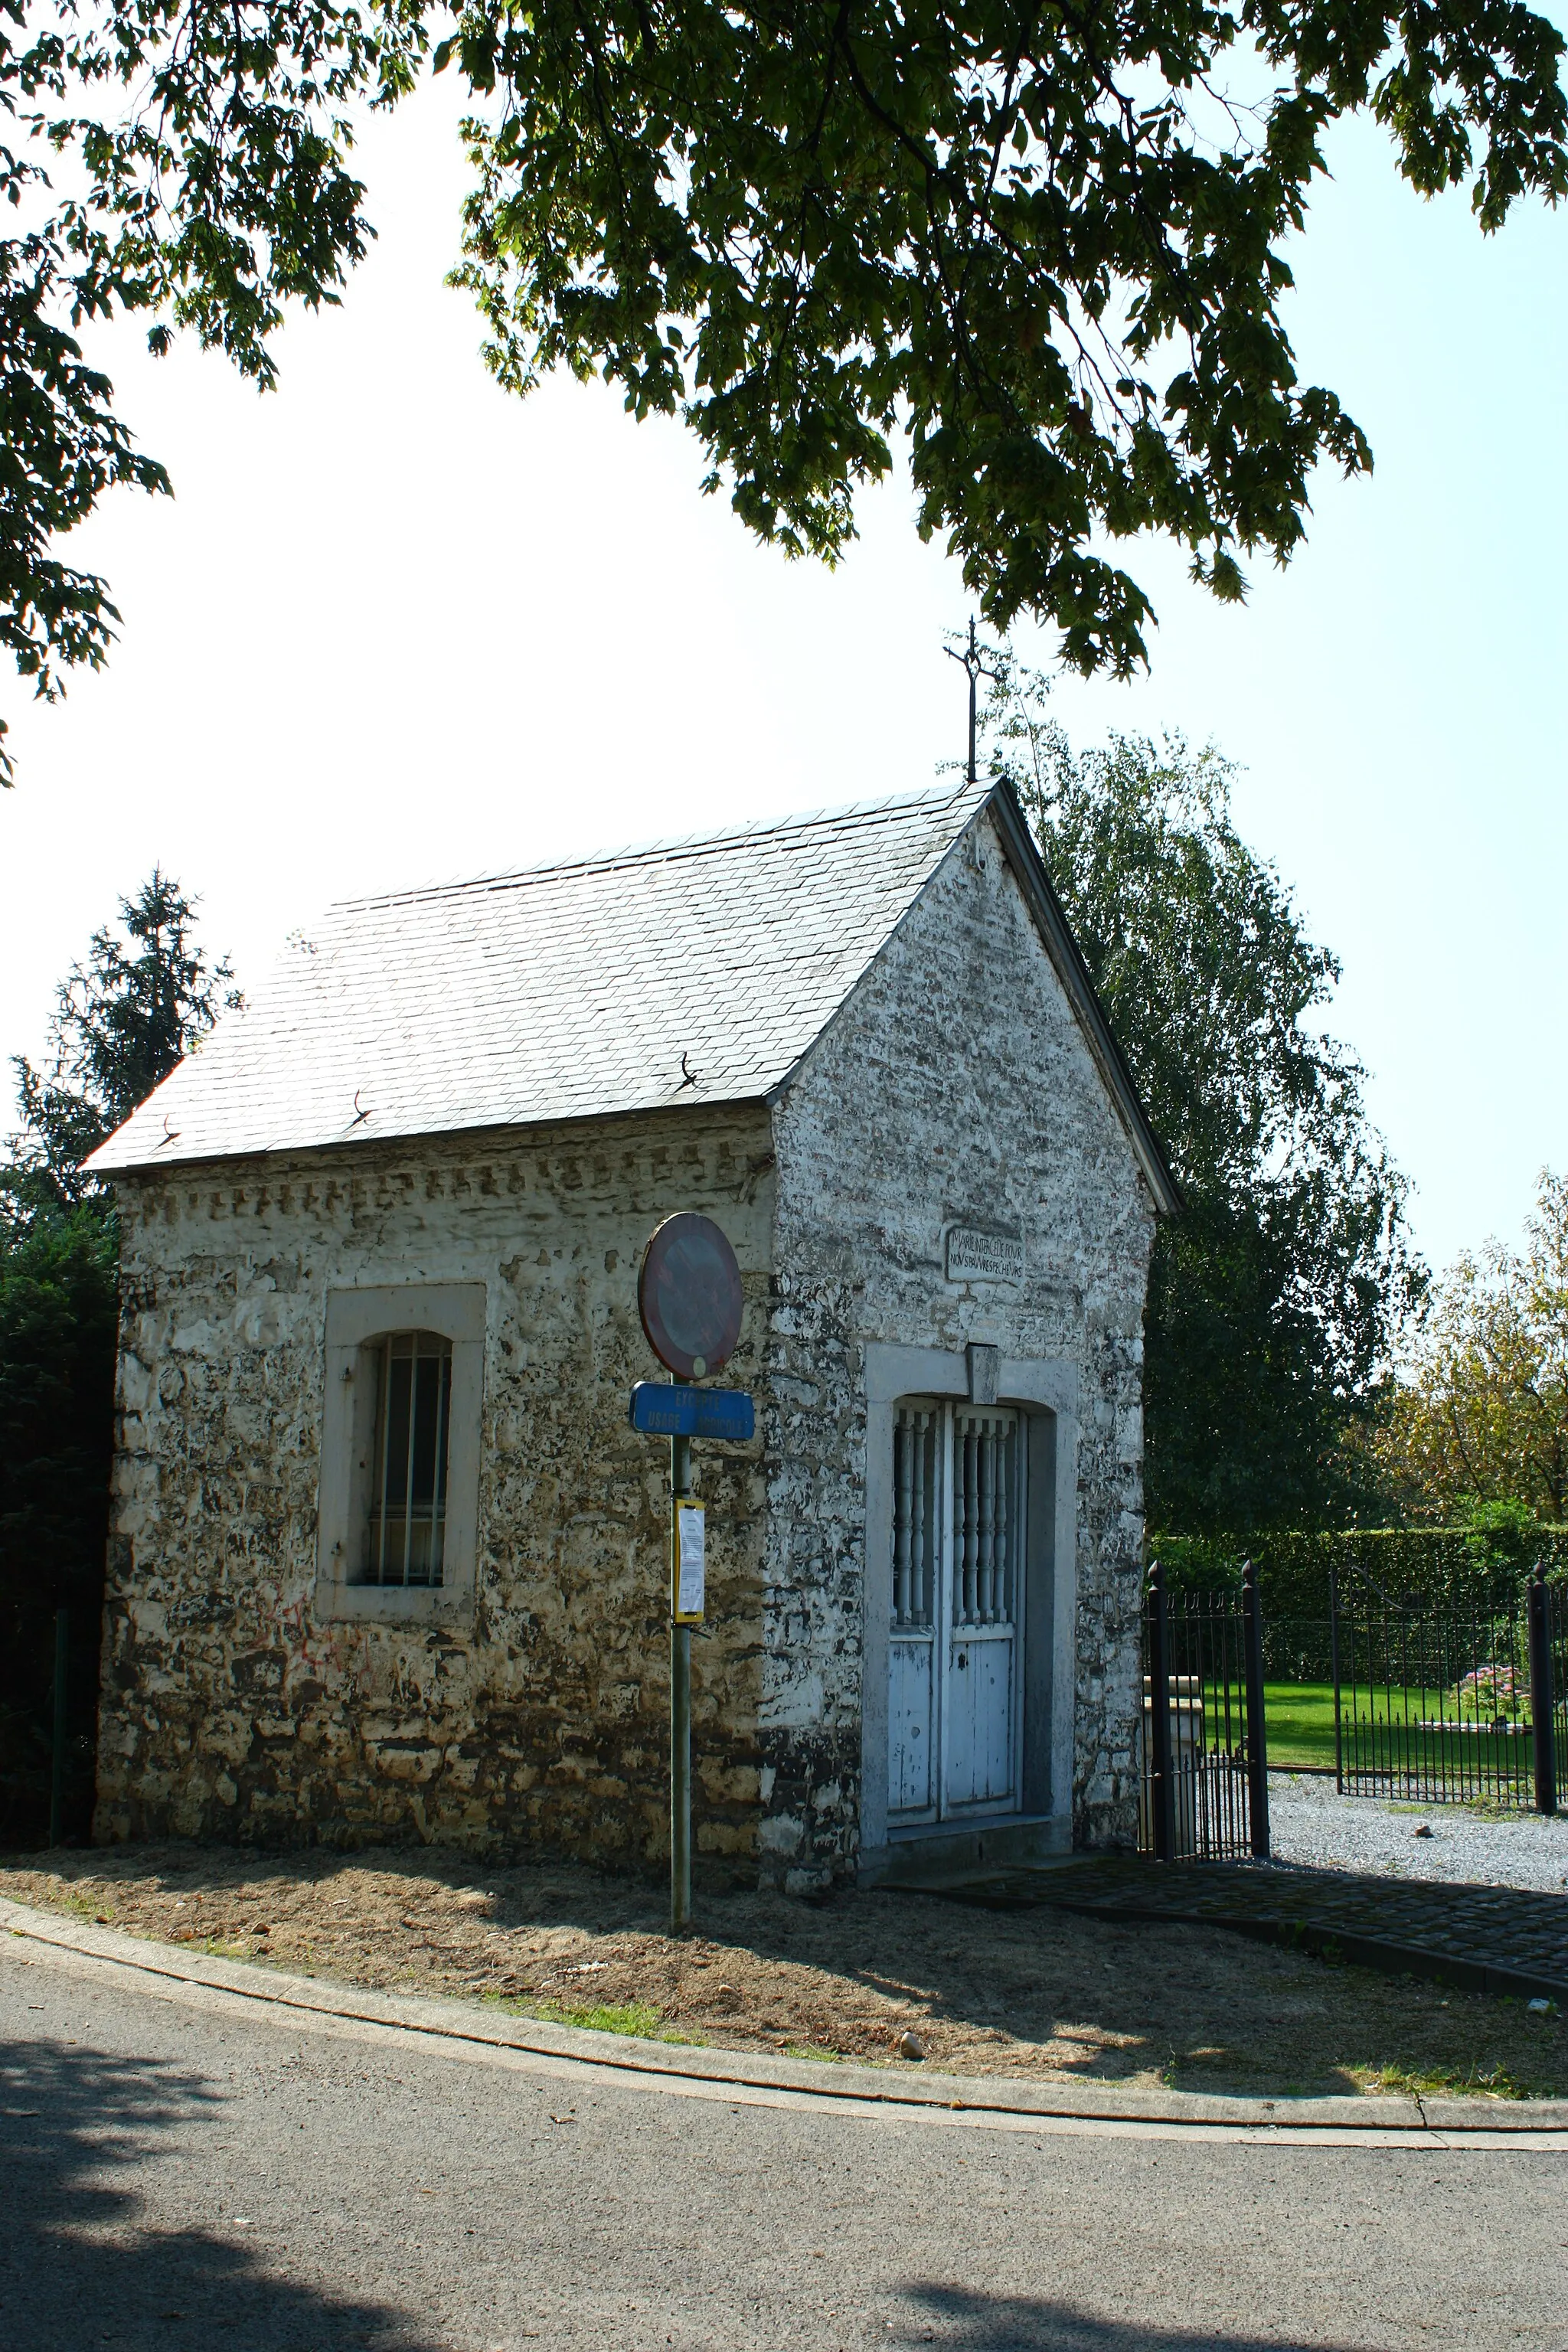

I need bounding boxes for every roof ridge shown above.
[331,773,988,915]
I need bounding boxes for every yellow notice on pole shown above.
[673,1500,706,1624]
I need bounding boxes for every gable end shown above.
[984,783,1181,1217]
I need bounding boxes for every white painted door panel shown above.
[889,1636,935,1813]
[887,1404,941,1822]
[944,1634,1016,1809]
[890,1400,1024,1824]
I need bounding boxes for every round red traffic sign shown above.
[639,1213,743,1380]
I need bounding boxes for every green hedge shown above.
[1154,1527,1568,1615]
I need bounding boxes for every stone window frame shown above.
[315,1282,486,1627]
[859,1342,1079,1865]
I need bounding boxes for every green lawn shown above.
[1264,1681,1337,1770]
[1262,1681,1537,1781]
[1156,1677,1534,1778]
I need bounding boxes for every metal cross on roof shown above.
[944,617,1002,786]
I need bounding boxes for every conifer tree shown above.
[4,869,240,1228]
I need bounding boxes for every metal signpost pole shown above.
[635,1213,753,1942]
[670,1428,694,1935]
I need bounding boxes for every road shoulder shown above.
[6,1891,1566,2148]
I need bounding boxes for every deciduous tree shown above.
[982,658,1425,1531]
[5,0,1567,777]
[1374,1170,1568,1523]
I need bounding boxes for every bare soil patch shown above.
[5,1844,1563,2099]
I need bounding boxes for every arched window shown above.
[361,1330,452,1588]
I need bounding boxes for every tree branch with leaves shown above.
[1373,1169,1568,1523]
[3,0,1566,780]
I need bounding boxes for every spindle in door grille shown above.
[953,1411,1017,1628]
[892,1405,937,1628]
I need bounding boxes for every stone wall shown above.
[98,807,1158,1879]
[763,809,1157,1882]
[98,1105,776,1867]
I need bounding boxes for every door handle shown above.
[956,1649,969,1670]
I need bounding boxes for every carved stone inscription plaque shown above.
[945,1226,1025,1285]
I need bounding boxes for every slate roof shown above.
[88,774,1178,1210]
[89,776,987,1174]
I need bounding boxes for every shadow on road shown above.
[897,2281,1354,2351]
[0,2034,438,2351]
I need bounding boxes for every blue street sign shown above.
[629,1382,756,1442]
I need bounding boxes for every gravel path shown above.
[1269,1772,1568,1893]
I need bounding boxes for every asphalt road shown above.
[4,1935,1566,2352]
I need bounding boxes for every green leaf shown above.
[4,0,1566,753]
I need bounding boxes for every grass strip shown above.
[481,1991,703,2045]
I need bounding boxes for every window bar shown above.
[433,1348,450,1583]
[952,1425,965,1626]
[401,1330,419,1588]
[376,1334,394,1585]
[952,1426,964,1626]
[978,1423,996,1623]
[894,1414,913,1627]
[996,1427,1011,1622]
[963,1427,979,1624]
[913,1413,929,1625]
[991,1422,1003,1620]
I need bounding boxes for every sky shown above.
[1,77,1563,1279]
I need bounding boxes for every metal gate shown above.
[1139,1561,1269,1862]
[1331,1562,1564,1811]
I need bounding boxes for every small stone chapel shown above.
[89,774,1178,1889]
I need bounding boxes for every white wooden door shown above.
[943,1408,1021,1811]
[888,1400,1024,1825]
[887,1405,939,1815]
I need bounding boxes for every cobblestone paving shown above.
[945,1857,1568,2002]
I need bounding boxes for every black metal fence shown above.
[1138,1561,1269,1862]
[1137,1555,1565,1858]
[1331,1562,1565,1811]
